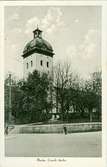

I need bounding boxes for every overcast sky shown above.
[5,6,101,79]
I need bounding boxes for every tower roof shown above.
[22,27,54,58]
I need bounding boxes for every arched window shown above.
[47,62,49,68]
[31,60,33,67]
[40,60,43,66]
[27,63,29,69]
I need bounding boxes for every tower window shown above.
[40,60,43,66]
[47,62,49,68]
[31,60,33,67]
[27,63,29,69]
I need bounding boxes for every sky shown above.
[5,6,101,79]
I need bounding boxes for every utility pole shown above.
[8,73,12,125]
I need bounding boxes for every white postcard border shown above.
[0,1,107,167]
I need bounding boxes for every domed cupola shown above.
[22,27,54,58]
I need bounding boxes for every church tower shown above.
[22,27,54,78]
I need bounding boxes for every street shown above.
[5,131,101,157]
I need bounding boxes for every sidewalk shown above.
[9,122,102,134]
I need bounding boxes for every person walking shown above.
[5,126,8,135]
[63,126,67,135]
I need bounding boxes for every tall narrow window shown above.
[31,60,33,67]
[47,62,49,68]
[40,60,43,66]
[27,63,28,69]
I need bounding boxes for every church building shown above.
[22,27,58,120]
[22,27,54,78]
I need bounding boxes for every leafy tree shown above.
[5,67,101,124]
[5,70,52,124]
[20,70,52,123]
[5,74,17,124]
[84,71,101,121]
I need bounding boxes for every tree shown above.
[5,68,101,124]
[5,70,52,124]
[53,62,101,123]
[5,74,25,124]
[81,71,101,122]
[20,70,52,123]
[53,63,74,121]
[5,74,16,124]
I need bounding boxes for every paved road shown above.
[5,131,101,157]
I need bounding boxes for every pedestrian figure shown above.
[63,126,67,135]
[5,126,8,135]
